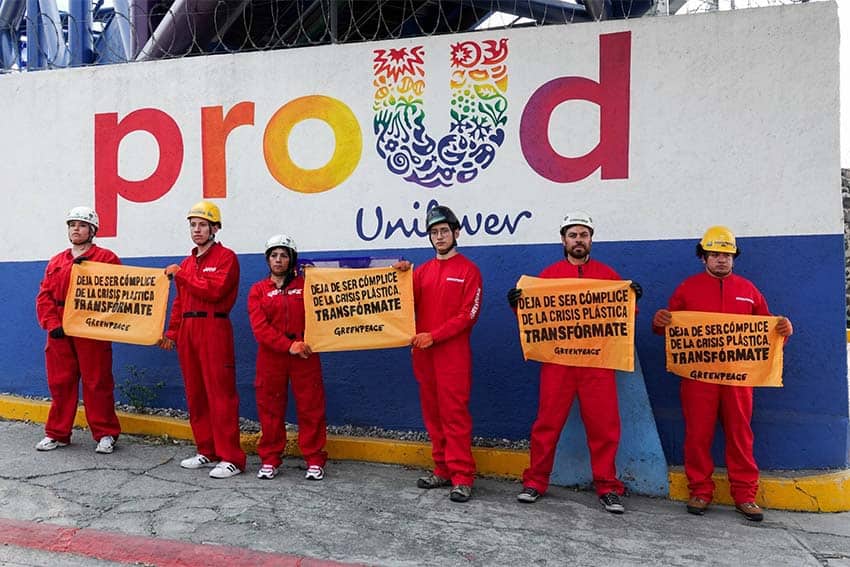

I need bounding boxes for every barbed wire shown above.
[0,0,810,72]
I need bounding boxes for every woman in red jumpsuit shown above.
[653,226,793,521]
[35,206,122,454]
[248,234,327,481]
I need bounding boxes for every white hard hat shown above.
[560,211,594,233]
[66,206,99,230]
[264,234,297,255]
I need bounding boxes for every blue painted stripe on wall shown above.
[5,234,847,469]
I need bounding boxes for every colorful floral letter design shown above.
[373,39,508,188]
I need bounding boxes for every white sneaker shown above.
[35,437,68,451]
[95,436,115,454]
[180,454,217,469]
[305,465,324,481]
[209,461,242,479]
[257,464,278,479]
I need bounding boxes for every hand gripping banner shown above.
[665,311,786,387]
[514,275,636,371]
[62,262,170,345]
[304,266,415,352]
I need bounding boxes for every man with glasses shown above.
[395,205,482,503]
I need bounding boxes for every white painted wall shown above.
[0,3,840,260]
[841,0,848,167]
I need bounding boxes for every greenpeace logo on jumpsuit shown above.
[736,297,755,305]
[266,289,302,298]
[446,277,465,283]
[202,267,218,273]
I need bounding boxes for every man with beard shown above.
[158,201,246,479]
[508,211,641,513]
[652,226,793,521]
[395,205,482,503]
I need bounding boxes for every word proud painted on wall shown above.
[91,32,631,237]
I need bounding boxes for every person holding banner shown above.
[248,234,327,481]
[158,201,246,479]
[395,205,482,503]
[35,206,122,454]
[507,211,641,514]
[652,225,793,522]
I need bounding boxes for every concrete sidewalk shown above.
[3,394,849,514]
[1,419,849,567]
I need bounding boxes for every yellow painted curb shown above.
[0,394,527,479]
[669,467,850,513]
[3,394,847,511]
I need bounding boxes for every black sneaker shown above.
[517,486,541,503]
[449,484,472,503]
[599,492,625,514]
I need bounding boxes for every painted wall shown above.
[0,3,845,469]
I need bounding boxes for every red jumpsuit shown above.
[35,245,122,444]
[653,271,771,504]
[412,254,482,486]
[522,258,625,497]
[248,276,327,469]
[165,242,246,470]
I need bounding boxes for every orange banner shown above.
[62,262,170,346]
[304,266,415,352]
[665,311,785,387]
[515,275,635,371]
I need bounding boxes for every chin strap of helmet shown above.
[430,236,458,254]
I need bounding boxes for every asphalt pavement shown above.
[0,419,849,567]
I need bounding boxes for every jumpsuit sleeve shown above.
[35,259,62,332]
[751,287,771,317]
[429,265,483,344]
[164,287,182,341]
[652,283,687,335]
[248,284,293,354]
[749,285,790,344]
[172,252,239,303]
[104,251,122,266]
[412,267,422,308]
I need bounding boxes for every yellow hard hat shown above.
[187,200,222,225]
[700,226,736,254]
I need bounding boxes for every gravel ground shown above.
[117,404,529,450]
[9,395,529,450]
